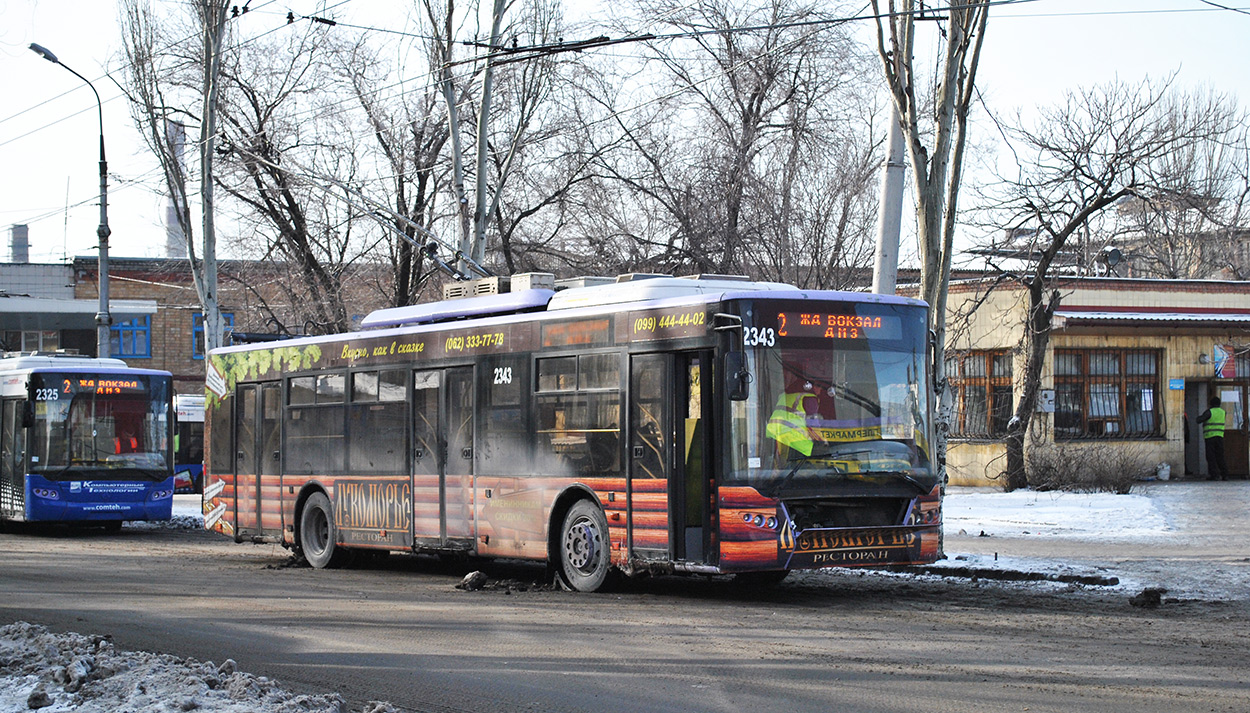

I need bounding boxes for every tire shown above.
[299,492,347,569]
[101,520,124,532]
[557,500,613,592]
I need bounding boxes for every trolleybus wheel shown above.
[102,520,123,532]
[299,492,346,569]
[558,500,612,592]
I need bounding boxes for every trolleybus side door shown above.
[235,382,279,539]
[412,367,475,548]
[629,353,672,560]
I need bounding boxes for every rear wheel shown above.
[558,500,613,592]
[299,492,347,569]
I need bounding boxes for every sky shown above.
[0,0,1246,266]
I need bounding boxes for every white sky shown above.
[0,0,1246,265]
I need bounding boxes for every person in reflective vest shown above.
[1196,395,1228,481]
[766,388,821,456]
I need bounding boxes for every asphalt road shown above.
[1,494,1248,713]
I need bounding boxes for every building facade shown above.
[945,277,1250,486]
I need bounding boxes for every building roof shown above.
[1055,307,1250,328]
[0,295,158,331]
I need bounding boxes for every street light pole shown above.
[29,43,112,359]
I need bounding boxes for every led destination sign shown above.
[32,374,149,399]
[776,312,902,341]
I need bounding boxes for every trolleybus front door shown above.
[628,352,712,564]
[412,367,475,548]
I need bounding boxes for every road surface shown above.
[1,508,1247,713]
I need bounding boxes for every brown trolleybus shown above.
[203,275,940,591]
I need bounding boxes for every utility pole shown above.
[872,108,906,295]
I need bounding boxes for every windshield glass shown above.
[28,372,171,481]
[728,301,935,496]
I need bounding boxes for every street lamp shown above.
[29,42,112,359]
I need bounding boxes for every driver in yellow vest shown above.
[1196,395,1229,481]
[766,382,823,457]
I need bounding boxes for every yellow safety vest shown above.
[1203,406,1227,439]
[766,392,819,456]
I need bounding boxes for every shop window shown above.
[1054,349,1160,439]
[3,330,59,353]
[949,350,1013,438]
[110,316,151,358]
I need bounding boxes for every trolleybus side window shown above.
[348,369,408,474]
[535,353,621,476]
[479,355,529,475]
[285,372,347,474]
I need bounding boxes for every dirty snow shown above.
[2,488,1239,711]
[0,621,397,713]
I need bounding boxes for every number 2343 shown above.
[743,327,775,347]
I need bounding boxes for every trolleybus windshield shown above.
[27,372,171,480]
[731,301,935,497]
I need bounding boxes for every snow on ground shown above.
[0,622,396,713]
[942,487,1169,540]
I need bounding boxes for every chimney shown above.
[9,224,29,263]
[164,119,188,258]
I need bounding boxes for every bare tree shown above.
[341,36,450,306]
[213,26,376,334]
[869,0,989,486]
[574,0,880,284]
[1114,94,1250,279]
[977,78,1243,489]
[118,0,229,351]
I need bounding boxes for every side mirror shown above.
[725,351,750,401]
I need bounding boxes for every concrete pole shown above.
[872,108,906,295]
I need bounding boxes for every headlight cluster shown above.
[31,488,59,500]
[150,489,173,500]
[741,512,779,530]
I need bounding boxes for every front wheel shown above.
[558,501,613,592]
[299,492,347,569]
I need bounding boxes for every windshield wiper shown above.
[877,470,931,495]
[766,454,828,498]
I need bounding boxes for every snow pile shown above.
[0,622,397,713]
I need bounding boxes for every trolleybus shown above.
[203,275,940,590]
[0,353,175,527]
[174,394,205,493]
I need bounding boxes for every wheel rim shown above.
[306,506,329,555]
[563,516,601,574]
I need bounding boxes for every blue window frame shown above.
[110,316,152,358]
[193,312,234,359]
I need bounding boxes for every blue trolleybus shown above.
[0,353,175,528]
